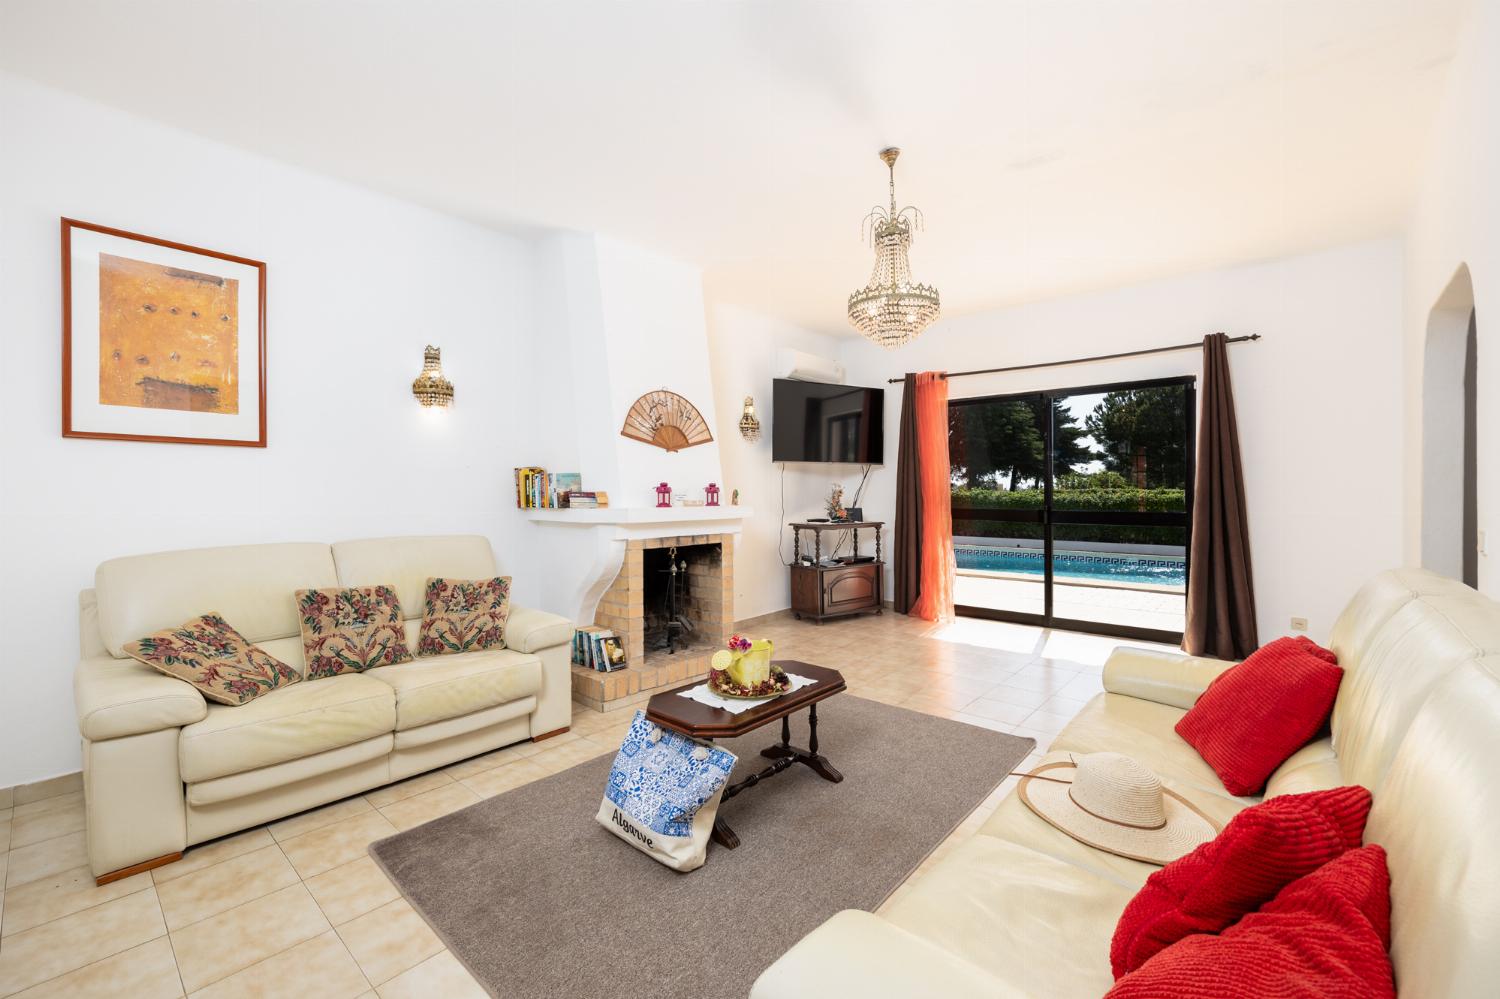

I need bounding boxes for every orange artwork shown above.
[97,253,239,414]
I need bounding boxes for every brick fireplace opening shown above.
[572,533,734,712]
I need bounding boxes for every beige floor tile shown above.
[304,857,398,926]
[153,829,275,886]
[1,850,9,887]
[10,794,83,822]
[188,929,368,999]
[6,936,181,999]
[13,776,82,807]
[361,772,453,810]
[278,812,398,880]
[0,888,165,996]
[1018,708,1075,736]
[376,783,480,832]
[5,832,87,890]
[0,787,13,810]
[0,818,10,854]
[459,758,549,798]
[9,806,86,851]
[1009,726,1054,750]
[526,739,608,776]
[155,845,300,932]
[959,698,1036,725]
[169,884,329,994]
[374,950,485,999]
[0,866,151,938]
[268,797,374,844]
[440,742,540,781]
[336,899,443,987]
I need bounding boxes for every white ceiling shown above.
[0,0,1468,335]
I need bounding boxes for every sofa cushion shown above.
[1110,785,1372,978]
[124,613,301,705]
[332,535,497,621]
[1107,845,1393,998]
[95,542,337,656]
[366,648,542,731]
[882,833,1135,998]
[295,585,413,678]
[1175,637,1343,796]
[179,673,395,782]
[417,577,512,657]
[1262,738,1344,797]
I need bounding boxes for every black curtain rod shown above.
[884,333,1262,384]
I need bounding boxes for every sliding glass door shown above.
[949,376,1194,643]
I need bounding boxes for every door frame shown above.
[949,374,1196,645]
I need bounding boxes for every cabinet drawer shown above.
[824,565,878,611]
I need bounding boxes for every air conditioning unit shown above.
[776,348,846,384]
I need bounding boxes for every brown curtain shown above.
[893,373,923,614]
[1184,333,1259,659]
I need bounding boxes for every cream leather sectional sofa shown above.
[73,535,573,882]
[753,569,1500,997]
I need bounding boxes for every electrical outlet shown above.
[1290,617,1308,633]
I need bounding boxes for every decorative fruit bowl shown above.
[708,662,791,700]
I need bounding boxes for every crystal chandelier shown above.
[847,147,941,349]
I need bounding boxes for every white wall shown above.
[833,239,1407,645]
[705,305,858,620]
[0,75,538,787]
[1403,0,1499,594]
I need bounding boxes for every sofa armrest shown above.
[1102,647,1237,710]
[506,605,573,654]
[751,911,1020,999]
[75,655,207,741]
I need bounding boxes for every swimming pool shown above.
[955,546,1186,587]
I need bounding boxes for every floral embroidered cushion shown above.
[124,613,300,706]
[295,585,412,678]
[418,576,512,657]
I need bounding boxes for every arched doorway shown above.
[1422,265,1477,585]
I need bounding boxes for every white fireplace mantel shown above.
[523,506,750,529]
[521,506,751,625]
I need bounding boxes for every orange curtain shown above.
[910,372,955,622]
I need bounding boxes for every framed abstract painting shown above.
[61,218,267,447]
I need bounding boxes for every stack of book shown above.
[515,469,591,509]
[565,491,609,509]
[573,626,627,671]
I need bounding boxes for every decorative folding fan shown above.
[619,390,714,452]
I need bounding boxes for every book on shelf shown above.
[564,490,611,509]
[573,626,625,671]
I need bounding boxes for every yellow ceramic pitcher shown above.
[712,637,775,687]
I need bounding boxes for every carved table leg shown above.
[711,814,740,849]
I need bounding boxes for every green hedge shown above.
[951,487,1186,546]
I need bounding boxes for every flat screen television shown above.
[771,378,884,464]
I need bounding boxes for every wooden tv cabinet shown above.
[788,521,884,623]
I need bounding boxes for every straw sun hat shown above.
[1017,753,1219,865]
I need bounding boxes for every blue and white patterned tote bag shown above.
[596,710,738,871]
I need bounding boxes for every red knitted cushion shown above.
[1111,785,1372,978]
[1106,845,1394,999]
[1176,636,1344,795]
[1292,634,1338,665]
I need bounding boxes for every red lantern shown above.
[655,482,673,508]
[705,483,721,506]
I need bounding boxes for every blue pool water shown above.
[956,547,1185,587]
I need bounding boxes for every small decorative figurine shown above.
[731,488,740,506]
[655,482,673,508]
[705,483,721,506]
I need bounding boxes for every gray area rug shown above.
[370,695,1033,999]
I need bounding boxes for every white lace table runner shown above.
[676,673,817,715]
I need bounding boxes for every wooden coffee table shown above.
[645,661,847,850]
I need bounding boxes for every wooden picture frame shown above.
[62,217,267,447]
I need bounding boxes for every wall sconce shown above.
[412,345,454,407]
[738,396,761,441]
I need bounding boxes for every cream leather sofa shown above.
[73,535,573,882]
[753,569,1500,998]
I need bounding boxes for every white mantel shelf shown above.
[523,506,752,526]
